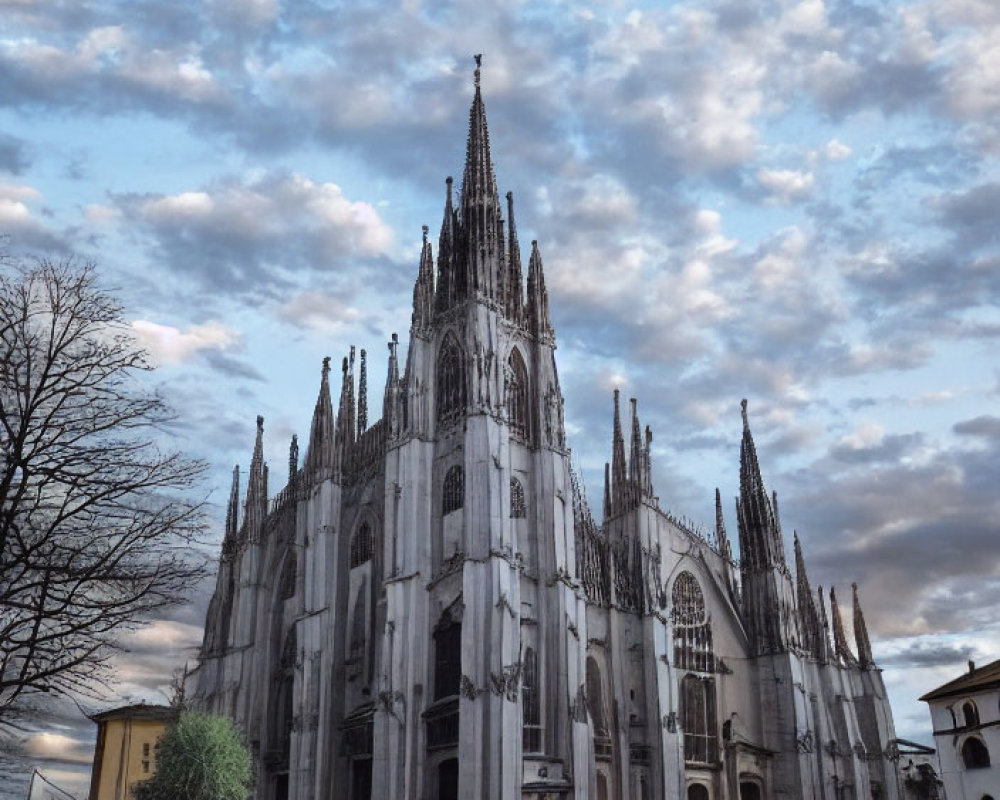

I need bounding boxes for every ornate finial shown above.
[422,224,428,244]
[342,356,348,374]
[741,398,748,428]
[322,356,331,378]
[256,414,264,431]
[474,54,482,88]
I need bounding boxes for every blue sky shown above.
[2,0,999,795]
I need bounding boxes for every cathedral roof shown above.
[920,657,1000,701]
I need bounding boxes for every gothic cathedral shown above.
[192,64,904,800]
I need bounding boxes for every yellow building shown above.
[87,704,175,800]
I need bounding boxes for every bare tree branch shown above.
[0,257,207,718]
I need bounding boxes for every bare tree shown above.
[0,258,206,719]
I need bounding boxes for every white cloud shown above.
[757,168,815,205]
[824,138,851,160]
[131,319,243,365]
[24,732,92,764]
[278,290,364,333]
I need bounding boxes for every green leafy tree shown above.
[134,712,252,800]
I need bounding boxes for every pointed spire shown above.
[853,582,874,669]
[460,54,502,300]
[830,587,858,667]
[243,415,268,539]
[288,434,298,483]
[610,389,627,517]
[358,348,368,433]
[817,584,832,660]
[383,334,401,438]
[436,177,458,312]
[603,462,611,521]
[628,398,642,507]
[794,533,825,660]
[413,225,435,331]
[715,488,732,558]
[526,240,553,339]
[505,191,524,324]
[305,357,335,476]
[643,425,655,498]
[737,399,784,569]
[223,464,240,554]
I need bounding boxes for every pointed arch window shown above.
[586,657,612,759]
[443,466,464,515]
[272,627,296,760]
[510,477,526,518]
[508,348,529,440]
[350,522,373,568]
[436,335,467,424]
[963,700,980,728]
[680,674,718,765]
[522,647,541,752]
[672,572,714,673]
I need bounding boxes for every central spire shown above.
[460,53,503,299]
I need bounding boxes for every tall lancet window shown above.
[522,647,541,752]
[436,335,467,424]
[434,611,462,700]
[586,657,612,759]
[443,466,464,515]
[672,572,714,673]
[508,348,529,440]
[680,673,718,765]
[347,577,367,676]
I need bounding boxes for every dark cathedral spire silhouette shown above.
[192,60,905,800]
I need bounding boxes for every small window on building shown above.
[961,736,990,769]
[510,478,526,518]
[350,522,373,568]
[443,466,464,515]
[963,700,980,728]
[142,742,150,757]
[142,760,150,773]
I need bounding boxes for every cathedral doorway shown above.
[273,773,289,800]
[739,781,761,800]
[687,784,709,800]
[437,758,458,800]
[350,758,372,800]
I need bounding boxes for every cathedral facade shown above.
[191,65,905,800]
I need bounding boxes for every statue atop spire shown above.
[304,357,335,477]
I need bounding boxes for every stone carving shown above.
[796,728,814,753]
[460,674,483,700]
[489,661,522,701]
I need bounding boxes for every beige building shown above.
[191,62,907,800]
[87,704,174,800]
[921,658,1000,800]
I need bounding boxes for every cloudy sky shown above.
[2,0,999,795]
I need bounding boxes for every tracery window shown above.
[510,477,526,518]
[350,522,373,568]
[672,572,714,672]
[962,736,990,769]
[443,466,464,515]
[508,348,529,440]
[586,657,612,759]
[273,627,296,760]
[681,673,718,765]
[522,647,541,752]
[434,611,462,700]
[436,335,467,424]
